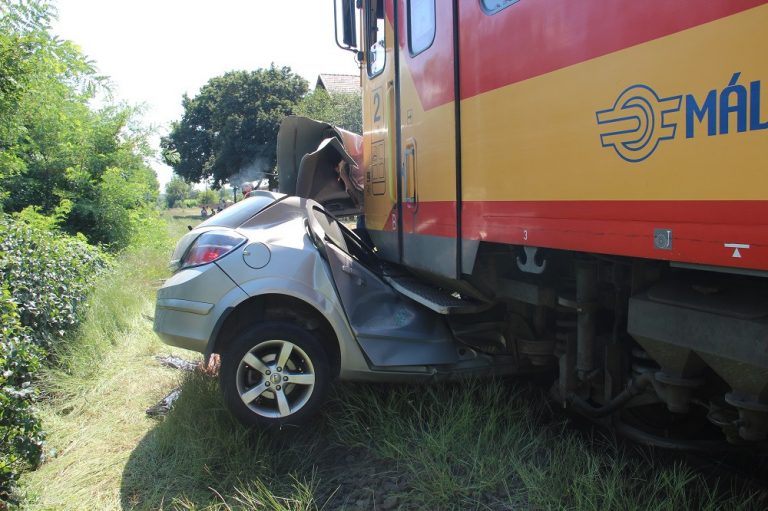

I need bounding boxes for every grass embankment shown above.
[20,210,768,510]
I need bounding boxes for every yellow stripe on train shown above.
[459,6,768,202]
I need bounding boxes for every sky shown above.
[51,0,360,189]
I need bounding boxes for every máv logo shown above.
[596,73,768,163]
[596,85,681,163]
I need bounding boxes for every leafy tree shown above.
[295,89,362,134]
[0,0,58,202]
[161,65,308,188]
[0,0,159,249]
[78,165,159,249]
[164,175,193,208]
[197,189,218,207]
[0,0,102,198]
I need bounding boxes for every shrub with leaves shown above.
[0,284,44,504]
[0,216,108,508]
[0,214,108,502]
[0,215,108,352]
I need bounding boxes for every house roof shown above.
[316,73,360,95]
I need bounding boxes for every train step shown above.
[383,273,485,315]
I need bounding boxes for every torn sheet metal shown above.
[277,115,363,217]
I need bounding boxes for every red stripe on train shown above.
[461,0,768,103]
[388,0,767,110]
[381,200,768,271]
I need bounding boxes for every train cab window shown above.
[408,0,435,56]
[366,0,386,77]
[481,0,521,14]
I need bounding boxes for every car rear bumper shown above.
[153,262,248,354]
[153,302,214,352]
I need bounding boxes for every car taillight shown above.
[180,231,245,269]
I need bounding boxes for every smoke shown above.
[229,156,272,189]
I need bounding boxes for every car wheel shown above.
[220,321,331,428]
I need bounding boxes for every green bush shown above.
[0,285,44,504]
[0,215,108,351]
[0,214,108,502]
[63,166,160,252]
[197,189,218,207]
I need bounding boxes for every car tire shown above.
[220,321,331,428]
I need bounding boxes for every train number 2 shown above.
[373,90,382,123]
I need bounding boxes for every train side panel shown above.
[371,0,768,273]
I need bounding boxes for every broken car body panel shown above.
[277,116,363,217]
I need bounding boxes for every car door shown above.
[305,203,458,367]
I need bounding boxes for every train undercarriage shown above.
[445,244,768,448]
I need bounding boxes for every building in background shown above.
[315,73,360,94]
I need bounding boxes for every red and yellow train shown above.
[282,0,768,446]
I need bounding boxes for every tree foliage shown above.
[161,65,308,188]
[295,89,362,134]
[197,189,218,207]
[0,0,158,250]
[164,175,193,208]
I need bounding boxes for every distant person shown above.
[217,200,225,213]
[241,182,254,199]
[200,206,208,218]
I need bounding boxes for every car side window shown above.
[311,207,380,270]
[312,207,348,253]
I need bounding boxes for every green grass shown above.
[328,383,766,511]
[18,210,768,510]
[165,207,208,235]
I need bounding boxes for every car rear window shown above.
[199,193,282,228]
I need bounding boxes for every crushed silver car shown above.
[154,192,515,427]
